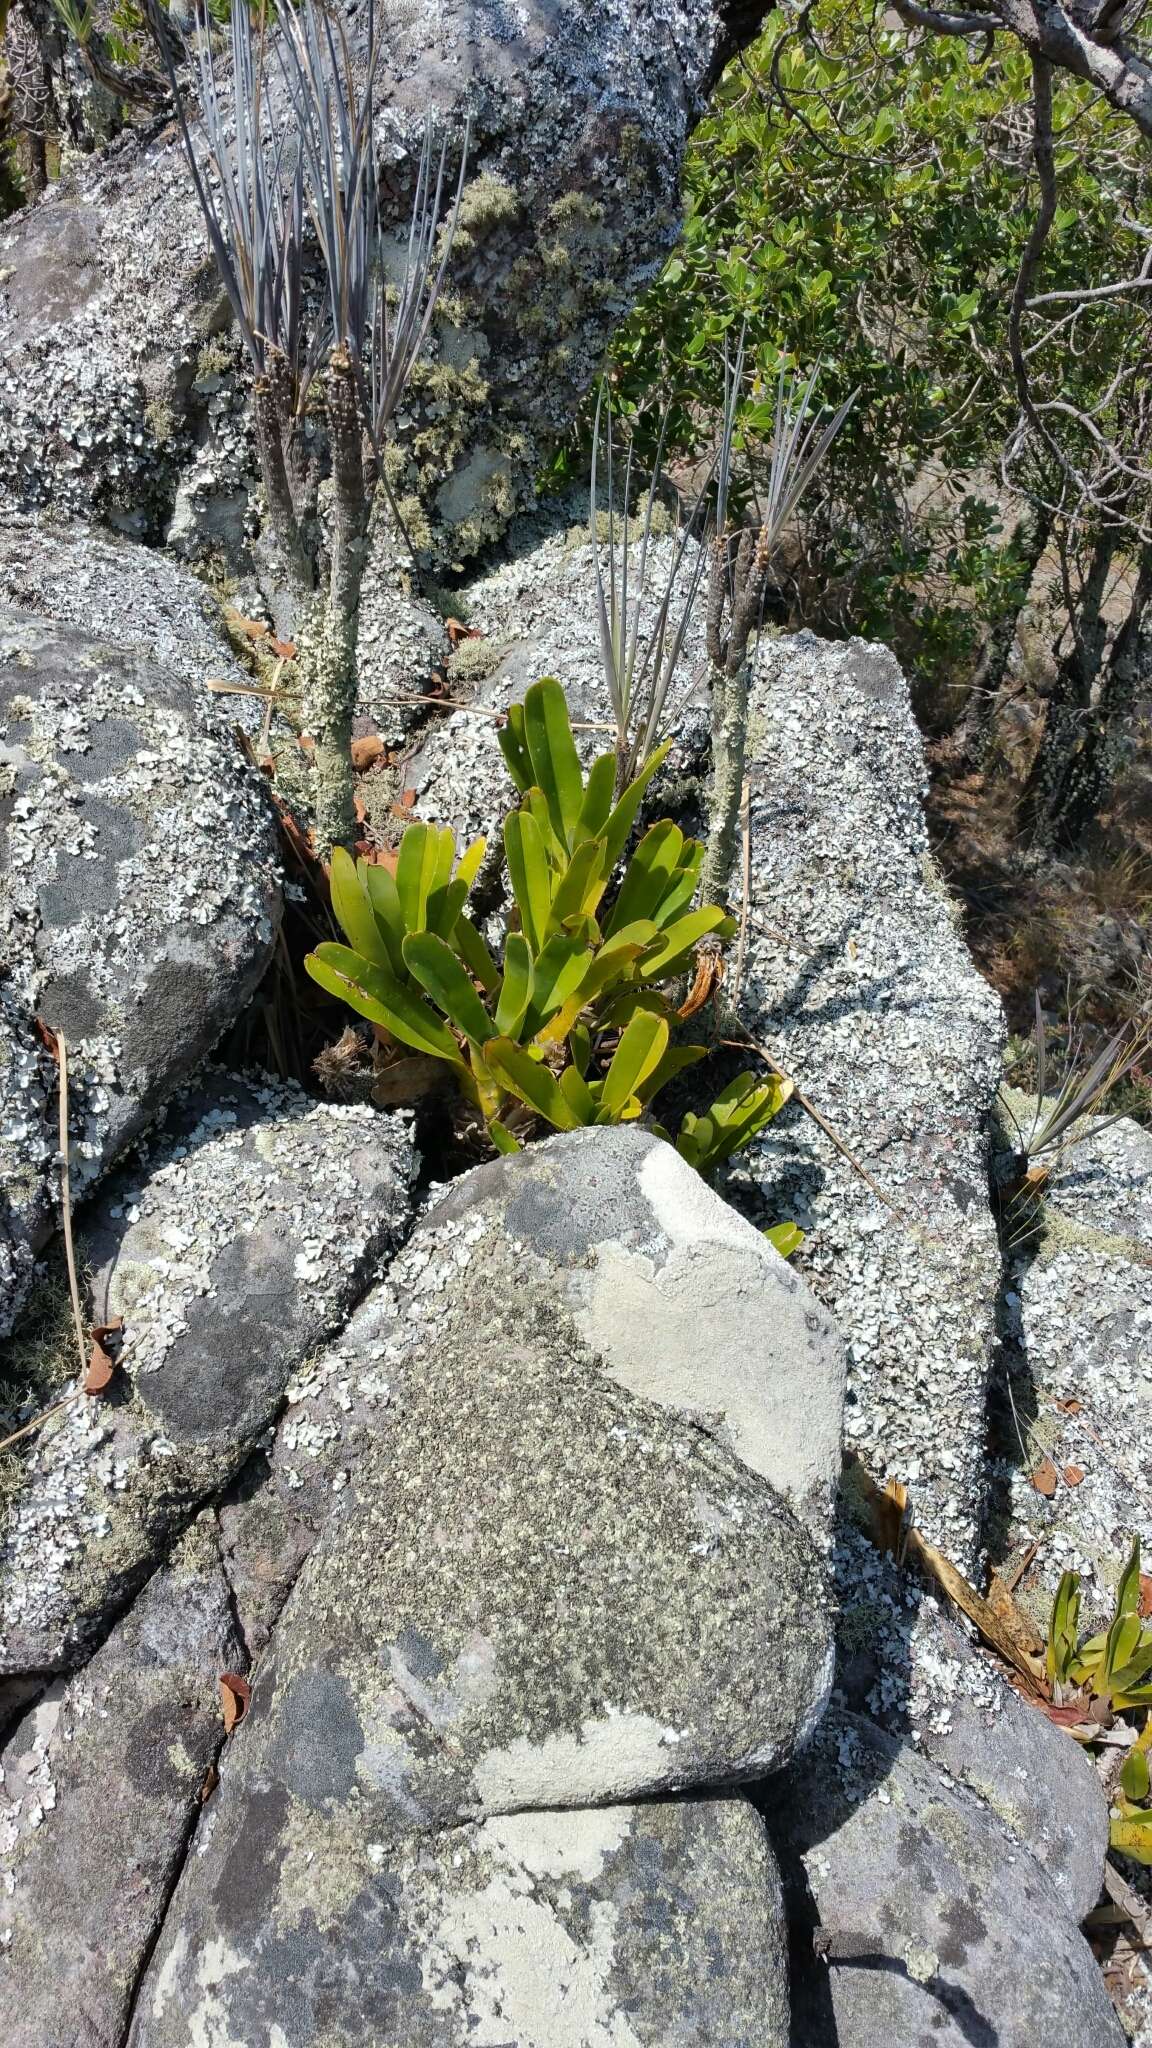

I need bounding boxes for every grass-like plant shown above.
[305,678,791,1167]
[1047,1543,1152,1865]
[150,0,466,853]
[1000,992,1151,1232]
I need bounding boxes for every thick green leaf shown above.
[548,838,609,935]
[524,677,584,847]
[653,842,705,927]
[601,740,672,873]
[605,821,685,936]
[304,945,463,1065]
[569,1022,592,1076]
[504,808,552,953]
[483,1038,581,1131]
[495,933,533,1037]
[1105,1611,1143,1690]
[525,785,567,867]
[395,822,442,933]
[498,703,534,793]
[1106,1636,1152,1696]
[677,1072,791,1173]
[455,835,487,892]
[403,932,494,1046]
[558,1063,597,1122]
[488,1117,522,1155]
[1121,1749,1151,1804]
[634,1041,708,1104]
[765,1221,805,1258]
[600,1010,670,1117]
[574,752,617,845]
[526,932,592,1035]
[1110,1813,1152,1863]
[328,848,390,966]
[1047,1570,1082,1688]
[363,863,407,975]
[638,907,736,980]
[1118,1539,1142,1618]
[453,913,502,993]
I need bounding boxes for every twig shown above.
[0,1392,83,1456]
[57,1034,87,1381]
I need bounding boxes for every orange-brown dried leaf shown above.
[1031,1458,1059,1498]
[1055,1397,1083,1415]
[34,1017,60,1061]
[270,636,296,660]
[1064,1464,1086,1487]
[219,1673,251,1735]
[82,1341,116,1396]
[198,1762,219,1804]
[351,735,386,772]
[1140,1575,1152,1620]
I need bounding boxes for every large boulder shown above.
[0,1,762,559]
[994,1106,1152,1627]
[126,1129,831,2044]
[0,512,282,1333]
[132,1794,790,2048]
[771,1707,1124,2048]
[0,1517,245,2048]
[725,636,1006,1569]
[0,1073,416,1676]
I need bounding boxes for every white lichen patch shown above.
[470,1706,684,1812]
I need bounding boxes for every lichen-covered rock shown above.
[0,1,758,560]
[0,1517,244,2048]
[0,1073,416,1676]
[432,1126,845,1537]
[994,1108,1152,1627]
[132,1794,788,2048]
[771,1708,1124,2048]
[0,528,281,1330]
[724,636,1005,1568]
[832,1523,1107,1921]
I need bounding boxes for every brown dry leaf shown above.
[351,734,386,772]
[270,636,296,661]
[353,794,367,825]
[1139,1575,1152,1620]
[298,735,316,757]
[1055,1397,1083,1415]
[82,1340,116,1395]
[445,616,481,648]
[677,949,725,1021]
[986,1571,1046,1658]
[198,1763,219,1804]
[232,613,270,642]
[219,1673,251,1734]
[872,1476,908,1562]
[1064,1464,1086,1487]
[1031,1457,1059,1498]
[34,1016,60,1061]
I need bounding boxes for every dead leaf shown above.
[298,735,316,756]
[677,948,725,1021]
[219,1672,251,1735]
[400,787,417,808]
[445,616,481,648]
[872,1476,908,1563]
[1030,1458,1059,1498]
[34,1017,60,1061]
[351,735,386,772]
[198,1763,219,1804]
[1140,1575,1152,1620]
[986,1570,1047,1658]
[1064,1464,1086,1487]
[270,636,296,661]
[82,1339,117,1395]
[1054,1397,1083,1415]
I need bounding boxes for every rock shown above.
[126,1151,830,2042]
[132,1794,789,2048]
[0,520,282,1329]
[407,518,709,839]
[724,635,1006,1569]
[0,1,759,560]
[0,1073,416,1675]
[0,1517,244,2048]
[832,1522,1108,1921]
[432,1126,845,1537]
[770,1707,1125,2048]
[994,1106,1152,1628]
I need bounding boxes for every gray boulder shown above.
[771,1707,1125,2048]
[833,1523,1108,1921]
[0,1,759,559]
[0,526,282,1330]
[0,1517,244,2048]
[132,1794,789,2048]
[126,1138,829,2043]
[995,1106,1152,1629]
[0,1073,416,1675]
[724,636,1006,1570]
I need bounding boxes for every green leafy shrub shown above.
[305,677,789,1166]
[1047,1541,1152,1865]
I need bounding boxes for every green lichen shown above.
[446,636,510,688]
[143,397,179,446]
[450,173,521,255]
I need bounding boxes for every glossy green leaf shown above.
[488,1117,522,1155]
[395,822,442,933]
[600,1010,670,1117]
[403,932,494,1046]
[638,907,736,980]
[569,1022,592,1076]
[1047,1570,1082,1688]
[498,704,534,792]
[601,740,672,872]
[455,835,487,892]
[1121,1748,1151,1804]
[453,913,502,993]
[526,932,592,1034]
[605,821,685,936]
[634,1041,708,1104]
[524,677,584,847]
[558,1062,597,1122]
[504,808,552,954]
[483,1037,581,1130]
[574,752,618,845]
[363,863,407,975]
[765,1221,805,1258]
[1118,1539,1142,1618]
[495,932,533,1037]
[548,838,609,935]
[328,848,390,966]
[304,945,463,1065]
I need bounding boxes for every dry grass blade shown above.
[1002,992,1152,1179]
